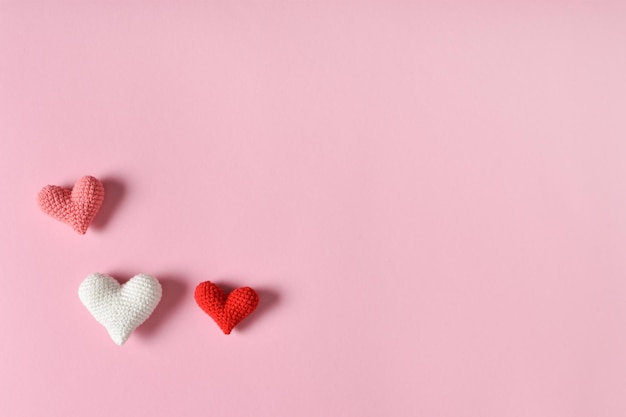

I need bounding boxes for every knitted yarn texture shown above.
[194,281,259,334]
[78,273,162,345]
[37,175,104,234]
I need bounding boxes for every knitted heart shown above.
[194,281,259,334]
[78,273,162,345]
[37,175,104,234]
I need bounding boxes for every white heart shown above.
[78,273,162,345]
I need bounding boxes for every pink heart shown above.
[37,176,105,234]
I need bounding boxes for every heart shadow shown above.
[135,275,188,338]
[90,176,126,230]
[210,281,281,333]
[106,271,189,339]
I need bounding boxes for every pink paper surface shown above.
[1,2,626,416]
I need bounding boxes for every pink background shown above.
[1,2,626,416]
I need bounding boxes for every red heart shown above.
[194,281,259,334]
[37,176,105,234]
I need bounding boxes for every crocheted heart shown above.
[194,281,259,334]
[37,175,104,234]
[78,273,162,345]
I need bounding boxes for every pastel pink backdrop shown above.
[1,2,626,417]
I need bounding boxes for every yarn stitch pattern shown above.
[194,281,259,334]
[37,175,104,234]
[78,273,162,345]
